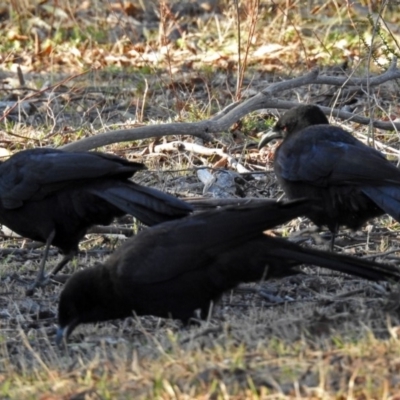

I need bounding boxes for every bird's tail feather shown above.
[363,186,400,221]
[267,236,400,282]
[210,234,400,292]
[91,183,193,226]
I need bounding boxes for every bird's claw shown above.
[26,274,51,296]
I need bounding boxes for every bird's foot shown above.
[314,231,334,250]
[49,274,71,284]
[290,227,333,249]
[26,273,69,295]
[290,225,319,237]
[26,274,51,296]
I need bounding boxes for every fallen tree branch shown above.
[61,59,400,152]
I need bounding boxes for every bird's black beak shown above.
[56,320,78,347]
[258,130,283,150]
[56,326,67,347]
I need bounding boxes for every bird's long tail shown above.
[264,235,400,282]
[363,186,400,221]
[91,182,193,226]
[210,233,400,295]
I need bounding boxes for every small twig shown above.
[362,248,400,259]
[184,197,277,209]
[154,141,250,173]
[87,226,134,236]
[353,131,400,157]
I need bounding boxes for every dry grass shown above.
[1,0,400,398]
[3,272,400,398]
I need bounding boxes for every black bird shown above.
[258,104,400,246]
[0,148,192,289]
[56,199,400,343]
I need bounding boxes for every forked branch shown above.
[61,58,400,152]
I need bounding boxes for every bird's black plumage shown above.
[0,148,192,288]
[57,199,400,343]
[258,104,400,239]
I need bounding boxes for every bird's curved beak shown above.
[56,326,67,347]
[258,130,283,150]
[56,320,78,347]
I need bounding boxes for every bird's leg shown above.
[290,225,326,245]
[26,230,56,294]
[49,251,76,276]
[330,224,339,251]
[290,225,336,250]
[329,233,335,251]
[290,224,319,238]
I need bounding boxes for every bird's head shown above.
[258,105,329,149]
[56,265,121,346]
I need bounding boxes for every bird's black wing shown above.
[89,181,193,226]
[112,200,312,284]
[112,197,400,286]
[361,185,400,221]
[277,126,400,187]
[0,149,145,209]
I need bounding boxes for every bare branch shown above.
[265,58,400,95]
[311,57,400,88]
[61,60,400,152]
